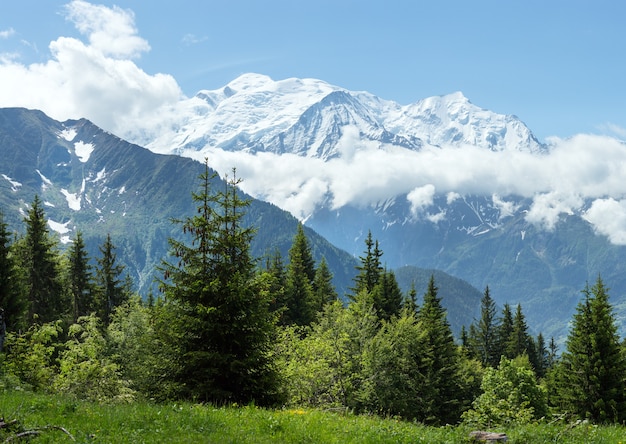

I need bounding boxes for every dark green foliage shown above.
[555,276,626,423]
[159,164,281,406]
[67,231,95,323]
[468,286,501,368]
[371,269,403,322]
[0,211,25,332]
[497,303,514,359]
[265,250,288,322]
[416,275,463,424]
[312,257,338,310]
[404,282,418,315]
[20,196,65,324]
[284,224,317,326]
[350,230,383,298]
[95,234,128,324]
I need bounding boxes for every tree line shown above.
[1,162,625,426]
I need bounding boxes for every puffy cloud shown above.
[584,199,626,245]
[0,1,181,136]
[64,0,150,59]
[407,184,436,218]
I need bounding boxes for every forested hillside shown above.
[2,163,626,428]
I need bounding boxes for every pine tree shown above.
[534,333,549,378]
[312,257,338,311]
[67,231,95,322]
[416,274,462,424]
[497,303,514,359]
[371,269,403,321]
[94,234,127,324]
[404,282,419,315]
[265,249,288,322]
[284,224,316,326]
[0,211,25,332]
[21,195,64,324]
[350,230,383,298]
[469,286,500,368]
[557,276,626,423]
[159,163,281,405]
[508,304,531,359]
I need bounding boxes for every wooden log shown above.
[469,430,508,442]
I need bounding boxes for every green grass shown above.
[1,391,625,443]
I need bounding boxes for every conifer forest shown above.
[2,162,626,431]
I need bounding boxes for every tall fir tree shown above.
[264,249,288,322]
[312,256,338,311]
[416,275,462,424]
[159,163,281,405]
[21,195,64,324]
[556,276,626,423]
[0,211,25,331]
[371,268,403,321]
[508,304,531,359]
[404,282,419,315]
[67,231,95,323]
[95,233,127,324]
[497,303,514,360]
[469,286,501,368]
[284,224,317,326]
[350,230,383,298]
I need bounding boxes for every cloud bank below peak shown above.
[2,1,626,246]
[185,130,626,245]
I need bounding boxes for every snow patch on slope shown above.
[48,219,72,244]
[74,141,94,162]
[1,174,22,192]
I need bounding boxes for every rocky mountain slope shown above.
[124,73,626,342]
[0,107,483,333]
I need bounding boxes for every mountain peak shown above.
[141,73,543,158]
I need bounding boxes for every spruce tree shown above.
[416,274,462,424]
[265,249,288,322]
[0,211,25,331]
[404,282,419,315]
[21,195,64,324]
[508,304,531,359]
[284,224,316,326]
[312,256,338,311]
[350,230,383,298]
[557,276,626,423]
[67,231,95,322]
[371,269,403,321]
[469,286,500,368]
[497,303,514,359]
[95,233,127,324]
[159,164,281,405]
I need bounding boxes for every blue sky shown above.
[0,0,625,141]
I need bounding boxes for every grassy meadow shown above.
[1,391,625,443]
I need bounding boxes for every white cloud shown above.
[0,1,182,136]
[407,184,436,218]
[64,0,149,59]
[0,28,15,39]
[584,198,626,245]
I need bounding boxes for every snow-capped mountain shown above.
[141,73,544,159]
[0,107,486,333]
[122,73,626,342]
